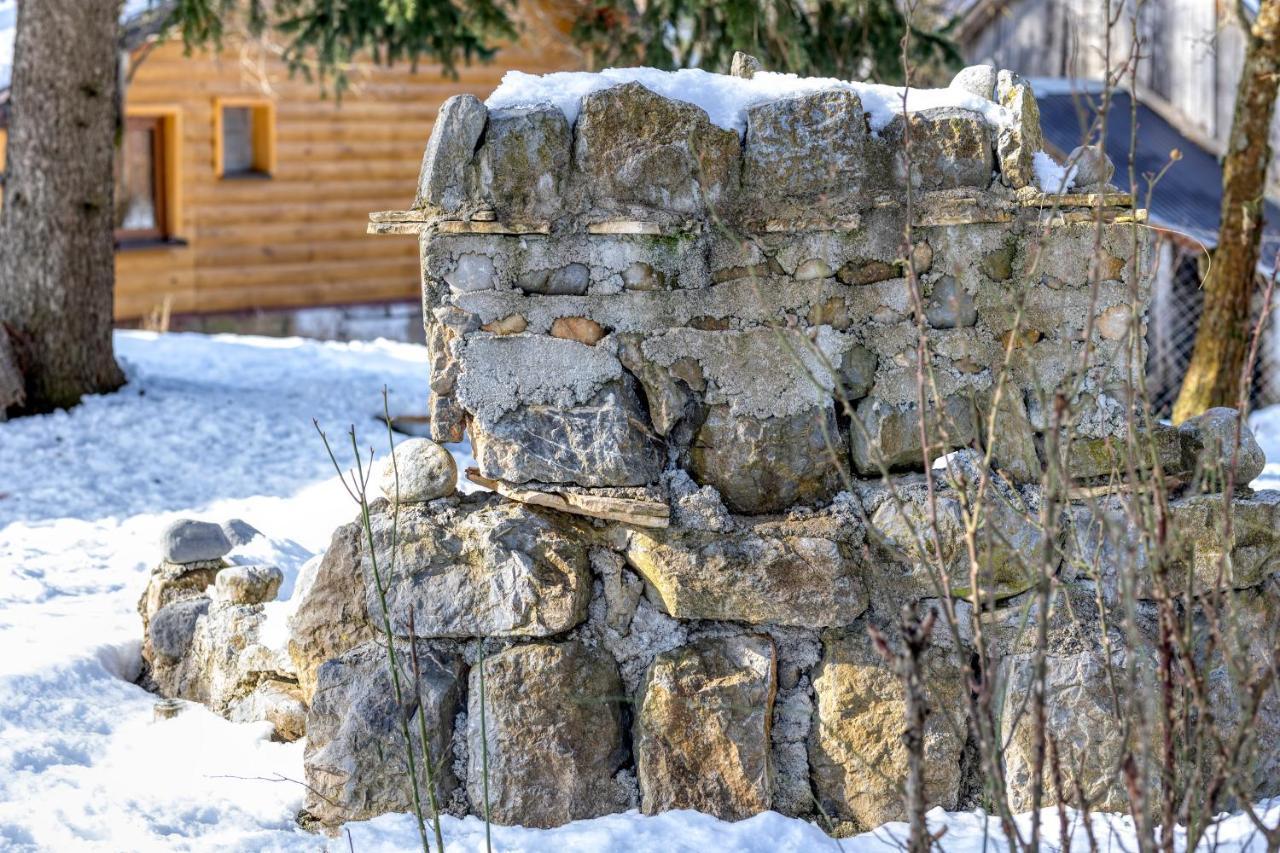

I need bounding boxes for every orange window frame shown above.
[213,97,277,178]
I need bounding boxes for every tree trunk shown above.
[1173,0,1280,423]
[0,0,125,415]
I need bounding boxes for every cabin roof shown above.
[1036,82,1280,273]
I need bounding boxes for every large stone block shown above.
[468,641,630,828]
[689,404,846,514]
[470,377,665,487]
[634,635,777,819]
[478,105,572,223]
[415,94,487,213]
[742,89,867,207]
[304,640,463,827]
[363,496,592,639]
[851,396,979,474]
[573,82,740,216]
[891,107,994,190]
[288,521,375,702]
[995,71,1044,189]
[624,507,868,627]
[809,626,966,827]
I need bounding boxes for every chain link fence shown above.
[1146,235,1280,417]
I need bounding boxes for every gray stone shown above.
[363,496,592,639]
[999,646,1148,813]
[1066,424,1183,482]
[893,107,993,190]
[996,71,1044,189]
[574,82,740,216]
[305,640,463,827]
[690,403,846,514]
[380,437,458,503]
[838,346,877,403]
[471,377,665,487]
[925,275,976,328]
[1167,490,1280,590]
[138,560,222,632]
[743,89,867,206]
[950,64,997,100]
[1067,143,1114,188]
[214,564,283,605]
[478,104,572,222]
[635,635,776,819]
[809,625,966,827]
[625,507,868,627]
[730,51,763,79]
[415,94,487,214]
[1178,406,1266,488]
[851,397,978,474]
[444,253,496,293]
[665,468,735,533]
[288,521,375,702]
[162,519,233,565]
[148,597,210,663]
[468,641,630,828]
[220,519,261,548]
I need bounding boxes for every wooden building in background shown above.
[0,6,582,323]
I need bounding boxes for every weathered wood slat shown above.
[465,469,670,528]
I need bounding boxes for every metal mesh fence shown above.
[1145,235,1280,416]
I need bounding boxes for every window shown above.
[114,109,181,244]
[115,116,165,239]
[215,99,275,178]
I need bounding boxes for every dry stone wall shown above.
[138,65,1280,837]
[394,72,1147,515]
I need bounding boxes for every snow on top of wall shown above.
[486,66,1012,135]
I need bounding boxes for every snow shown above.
[1033,149,1078,193]
[1250,406,1280,490]
[4,328,1280,850]
[485,67,1011,135]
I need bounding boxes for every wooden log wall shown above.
[115,27,582,320]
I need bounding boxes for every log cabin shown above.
[0,3,582,326]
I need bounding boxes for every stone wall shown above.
[138,65,1280,836]
[379,69,1149,514]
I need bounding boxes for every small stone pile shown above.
[138,517,304,740]
[143,62,1280,836]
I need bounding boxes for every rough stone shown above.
[470,377,665,487]
[305,640,463,827]
[288,521,375,701]
[221,519,262,548]
[689,403,846,514]
[468,641,630,828]
[851,397,979,474]
[743,89,868,206]
[730,51,763,79]
[148,597,210,663]
[574,82,740,216]
[415,94,487,214]
[478,105,572,222]
[444,253,497,293]
[162,519,233,565]
[894,107,994,190]
[363,496,592,639]
[379,437,458,503]
[138,560,222,633]
[1065,424,1183,482]
[550,316,607,346]
[809,625,966,827]
[1167,490,1280,590]
[925,275,976,329]
[1178,406,1266,488]
[214,564,283,605]
[950,64,997,101]
[635,635,777,819]
[1067,143,1114,188]
[625,507,868,627]
[996,71,1044,188]
[482,313,527,335]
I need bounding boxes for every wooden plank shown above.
[465,469,670,528]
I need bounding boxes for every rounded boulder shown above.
[380,438,457,503]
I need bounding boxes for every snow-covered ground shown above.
[2,330,1280,851]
